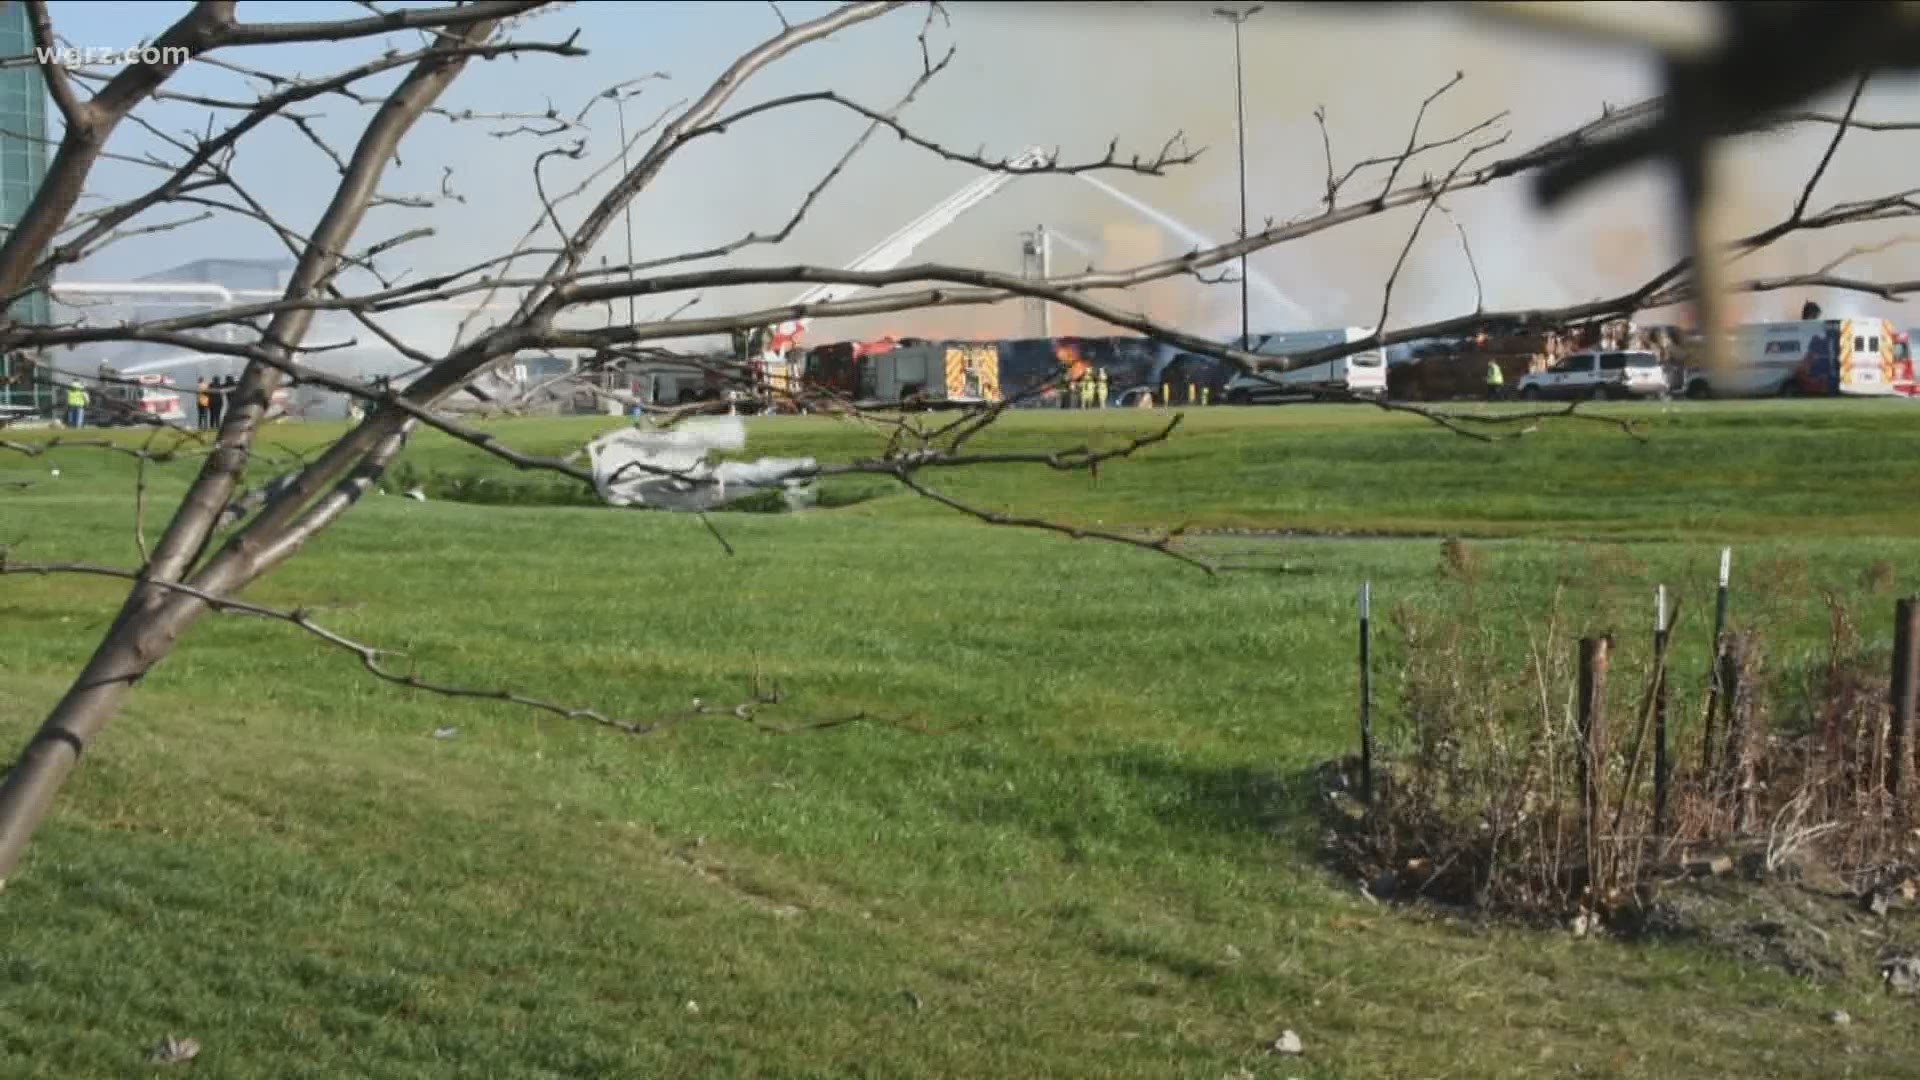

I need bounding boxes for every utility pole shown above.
[1020,226,1052,338]
[1214,5,1261,348]
[602,88,641,328]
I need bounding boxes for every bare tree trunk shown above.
[0,19,503,888]
[0,596,203,889]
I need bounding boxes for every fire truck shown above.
[98,371,187,425]
[858,340,1000,407]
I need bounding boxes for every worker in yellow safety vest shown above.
[1485,359,1505,401]
[1200,385,1211,406]
[1094,368,1109,408]
[64,380,89,428]
[1160,381,1170,407]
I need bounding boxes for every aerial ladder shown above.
[750,145,1054,397]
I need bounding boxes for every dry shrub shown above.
[1584,543,1649,585]
[1335,586,1645,918]
[1761,595,1909,881]
[1862,559,1896,595]
[1331,582,1920,924]
[1750,553,1813,598]
[1438,537,1481,587]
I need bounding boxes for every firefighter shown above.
[1094,367,1109,408]
[64,380,89,428]
[1485,360,1505,402]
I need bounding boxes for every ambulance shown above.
[1683,317,1904,399]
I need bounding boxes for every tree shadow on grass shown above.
[936,745,1325,865]
[1094,751,1302,842]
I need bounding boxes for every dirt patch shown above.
[1315,758,1920,991]
[1640,875,1862,981]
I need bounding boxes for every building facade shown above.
[1,0,51,414]
[139,257,294,293]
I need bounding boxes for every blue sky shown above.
[37,2,1920,345]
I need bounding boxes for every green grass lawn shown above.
[3,401,1919,1077]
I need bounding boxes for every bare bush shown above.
[1331,570,1920,924]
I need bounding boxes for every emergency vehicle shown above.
[1684,317,1903,399]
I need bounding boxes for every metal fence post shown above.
[1358,580,1373,804]
[1654,586,1672,836]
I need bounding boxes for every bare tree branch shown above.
[220,1,552,48]
[1379,70,1464,199]
[1375,136,1509,340]
[1438,203,1484,313]
[684,88,1198,177]
[24,33,581,290]
[22,1,85,129]
[606,9,957,278]
[889,472,1210,573]
[1792,72,1868,223]
[1314,104,1336,209]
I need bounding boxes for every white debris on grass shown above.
[586,417,816,512]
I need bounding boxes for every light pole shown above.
[1214,5,1261,348]
[603,88,638,330]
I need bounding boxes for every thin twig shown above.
[0,557,885,740]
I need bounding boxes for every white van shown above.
[1517,350,1670,401]
[1223,327,1388,403]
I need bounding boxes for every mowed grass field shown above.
[3,400,1920,1078]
